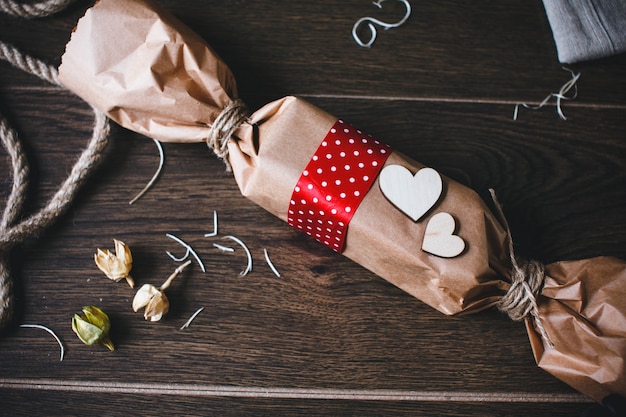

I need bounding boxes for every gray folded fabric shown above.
[542,0,626,63]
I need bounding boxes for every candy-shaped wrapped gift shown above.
[58,0,626,404]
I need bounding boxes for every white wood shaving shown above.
[204,210,218,237]
[213,243,234,252]
[352,0,411,48]
[514,67,580,121]
[165,233,206,273]
[20,324,64,361]
[179,307,205,330]
[167,247,190,262]
[129,138,164,205]
[264,248,281,277]
[223,235,252,276]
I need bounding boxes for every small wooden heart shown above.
[422,212,465,258]
[379,165,442,222]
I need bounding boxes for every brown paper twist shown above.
[489,189,553,347]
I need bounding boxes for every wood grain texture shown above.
[0,0,624,416]
[0,388,592,417]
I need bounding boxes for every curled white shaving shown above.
[20,324,64,361]
[223,235,252,276]
[213,243,235,252]
[167,247,191,262]
[129,138,164,205]
[264,248,281,277]
[352,0,412,48]
[204,210,218,237]
[179,307,205,330]
[165,233,206,273]
[514,67,580,121]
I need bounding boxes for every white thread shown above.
[513,67,580,121]
[264,248,281,277]
[204,210,218,237]
[165,233,206,273]
[166,247,190,262]
[353,0,411,48]
[20,324,64,361]
[223,235,252,276]
[213,243,234,252]
[179,307,204,330]
[129,139,164,205]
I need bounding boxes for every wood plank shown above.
[2,91,623,263]
[0,388,592,417]
[0,1,624,415]
[314,97,626,263]
[0,90,623,417]
[0,0,624,105]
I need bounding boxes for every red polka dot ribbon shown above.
[287,119,391,252]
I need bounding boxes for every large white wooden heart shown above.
[379,165,442,222]
[422,212,465,258]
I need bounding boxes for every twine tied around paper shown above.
[489,189,554,348]
[205,98,249,172]
[0,0,111,330]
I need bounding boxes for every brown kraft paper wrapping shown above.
[58,0,626,403]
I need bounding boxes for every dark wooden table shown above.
[0,1,624,416]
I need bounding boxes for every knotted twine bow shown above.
[0,0,111,330]
[490,189,553,348]
[204,98,249,172]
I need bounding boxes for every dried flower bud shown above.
[94,239,134,288]
[132,284,169,321]
[132,260,191,322]
[71,306,115,351]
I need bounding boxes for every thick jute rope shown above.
[205,98,249,172]
[489,189,553,348]
[0,0,111,330]
[0,0,76,18]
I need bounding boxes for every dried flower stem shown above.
[160,259,192,291]
[180,307,204,330]
[20,323,65,361]
[129,138,164,205]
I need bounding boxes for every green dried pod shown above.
[71,306,115,351]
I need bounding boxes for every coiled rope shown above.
[0,0,111,330]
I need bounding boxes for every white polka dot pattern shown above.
[287,119,391,252]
